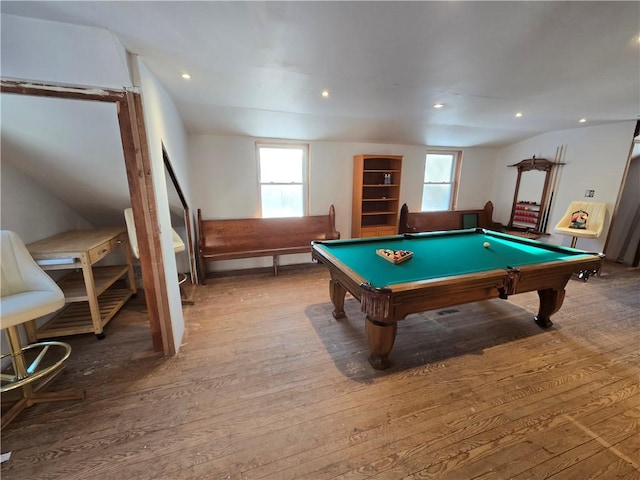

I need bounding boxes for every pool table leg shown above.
[366,318,397,370]
[535,287,566,329]
[329,279,347,319]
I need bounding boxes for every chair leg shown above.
[178,273,195,306]
[2,374,85,428]
[24,320,38,344]
[1,326,85,428]
[5,326,29,381]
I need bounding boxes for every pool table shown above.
[311,229,603,370]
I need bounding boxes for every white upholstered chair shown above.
[1,230,84,427]
[554,201,607,248]
[123,208,192,304]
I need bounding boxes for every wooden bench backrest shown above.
[199,217,333,254]
[398,202,500,234]
[198,205,339,256]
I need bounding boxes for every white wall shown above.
[0,163,93,357]
[136,59,190,352]
[0,14,133,240]
[191,123,634,273]
[1,14,131,88]
[491,121,636,253]
[1,14,187,354]
[457,148,499,210]
[1,163,92,243]
[189,134,498,272]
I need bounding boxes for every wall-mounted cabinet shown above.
[352,155,403,238]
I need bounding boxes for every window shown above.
[421,151,461,211]
[257,143,308,218]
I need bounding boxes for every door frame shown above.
[1,78,175,355]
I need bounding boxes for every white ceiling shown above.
[2,1,639,148]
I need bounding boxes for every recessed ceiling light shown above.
[433,103,444,109]
[515,112,523,118]
[321,90,330,98]
[181,73,191,79]
[579,118,587,123]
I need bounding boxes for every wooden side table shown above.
[26,228,137,340]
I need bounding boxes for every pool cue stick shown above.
[542,145,563,232]
[546,144,565,231]
[547,145,565,228]
[540,146,560,232]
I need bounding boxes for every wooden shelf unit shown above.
[352,155,403,238]
[57,265,131,302]
[35,287,133,339]
[26,229,137,340]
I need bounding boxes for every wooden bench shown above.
[398,202,502,234]
[197,205,340,283]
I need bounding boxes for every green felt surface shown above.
[315,231,592,288]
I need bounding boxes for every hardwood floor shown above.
[1,261,638,479]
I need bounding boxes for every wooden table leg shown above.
[122,240,138,296]
[329,278,346,319]
[366,317,397,370]
[80,254,103,338]
[535,287,566,328]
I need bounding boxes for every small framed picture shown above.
[462,213,479,229]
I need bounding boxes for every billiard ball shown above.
[483,242,490,248]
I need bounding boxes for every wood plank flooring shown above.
[1,261,638,479]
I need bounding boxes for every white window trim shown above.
[256,141,310,217]
[422,150,462,211]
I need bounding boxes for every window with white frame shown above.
[421,151,461,211]
[257,143,308,218]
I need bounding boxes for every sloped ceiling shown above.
[1,94,131,227]
[0,1,639,225]
[2,1,639,148]
[0,93,183,227]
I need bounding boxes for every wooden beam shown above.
[1,79,127,102]
[118,92,174,355]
